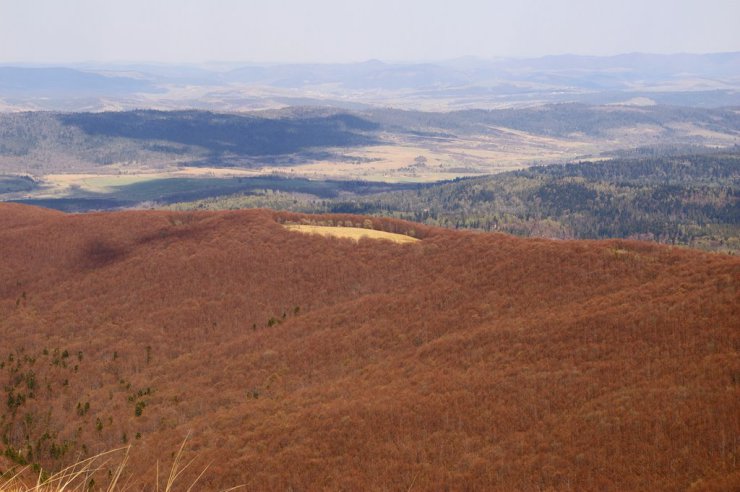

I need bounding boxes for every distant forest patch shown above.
[0,174,37,194]
[362,104,740,138]
[59,110,380,160]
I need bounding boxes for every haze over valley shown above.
[1,0,739,490]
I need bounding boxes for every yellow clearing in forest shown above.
[284,225,419,244]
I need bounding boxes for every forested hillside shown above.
[172,151,740,252]
[0,204,738,490]
[0,110,379,173]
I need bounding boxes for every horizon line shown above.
[1,50,739,68]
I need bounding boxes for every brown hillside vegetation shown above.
[0,203,738,491]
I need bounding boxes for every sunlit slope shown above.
[0,204,737,491]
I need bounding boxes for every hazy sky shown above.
[1,0,739,64]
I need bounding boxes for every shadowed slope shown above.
[0,204,737,490]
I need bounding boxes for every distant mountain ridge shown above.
[0,66,159,94]
[2,52,739,110]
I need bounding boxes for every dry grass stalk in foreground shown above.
[0,438,242,492]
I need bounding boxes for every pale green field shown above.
[41,173,171,196]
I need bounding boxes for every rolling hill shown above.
[1,105,738,176]
[0,204,738,490]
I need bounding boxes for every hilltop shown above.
[0,204,738,490]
